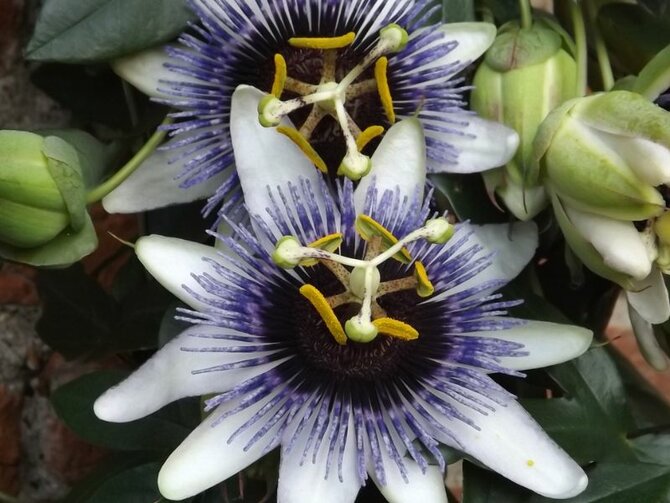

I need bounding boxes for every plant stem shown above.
[569,0,588,96]
[519,0,533,29]
[85,117,172,204]
[586,0,614,90]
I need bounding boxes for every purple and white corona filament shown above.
[104,0,518,214]
[95,117,589,502]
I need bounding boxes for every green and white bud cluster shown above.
[471,19,578,221]
[533,90,670,286]
[0,130,97,266]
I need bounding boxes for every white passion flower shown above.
[94,114,589,502]
[104,0,518,214]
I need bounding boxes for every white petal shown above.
[102,142,225,213]
[136,235,221,311]
[471,320,593,371]
[439,22,497,65]
[406,23,496,75]
[278,411,361,503]
[354,118,426,215]
[425,116,519,174]
[111,45,197,99]
[158,392,283,500]
[369,449,447,503]
[445,221,538,297]
[230,85,331,235]
[566,206,652,280]
[446,397,588,499]
[625,267,670,324]
[597,133,670,186]
[94,325,282,422]
[628,304,669,371]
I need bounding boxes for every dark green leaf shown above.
[545,349,635,449]
[430,173,507,224]
[31,64,165,129]
[462,462,530,502]
[37,263,175,358]
[52,370,190,451]
[37,264,117,359]
[63,454,162,503]
[27,0,195,63]
[443,0,475,22]
[599,3,670,75]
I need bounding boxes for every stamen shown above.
[356,215,412,264]
[413,261,434,298]
[334,100,371,181]
[338,25,408,89]
[374,57,396,124]
[301,233,344,267]
[356,126,385,151]
[372,318,419,340]
[272,54,287,97]
[309,233,343,253]
[298,107,328,139]
[300,284,347,345]
[276,126,328,173]
[289,32,356,50]
[319,259,351,287]
[257,24,409,179]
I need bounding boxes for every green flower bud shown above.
[534,91,670,221]
[471,19,577,220]
[0,130,96,266]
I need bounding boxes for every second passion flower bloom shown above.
[94,116,589,501]
[104,0,518,214]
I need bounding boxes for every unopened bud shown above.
[472,20,577,220]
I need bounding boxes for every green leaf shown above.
[633,43,670,100]
[63,455,162,503]
[430,173,507,224]
[31,64,167,129]
[0,213,98,267]
[462,460,670,503]
[37,263,173,358]
[442,0,475,22]
[599,3,670,74]
[26,0,195,63]
[52,370,190,451]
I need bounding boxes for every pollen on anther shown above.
[356,125,385,151]
[355,214,412,263]
[414,261,434,298]
[372,317,419,340]
[374,56,396,124]
[271,54,287,97]
[299,284,348,345]
[276,126,328,173]
[289,32,356,49]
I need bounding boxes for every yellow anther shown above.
[271,54,287,97]
[301,233,344,266]
[372,317,419,340]
[300,284,347,345]
[355,214,412,264]
[413,261,434,298]
[374,57,396,124]
[276,126,328,173]
[289,32,356,50]
[356,125,385,151]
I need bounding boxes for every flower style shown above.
[104,0,518,214]
[94,106,590,502]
